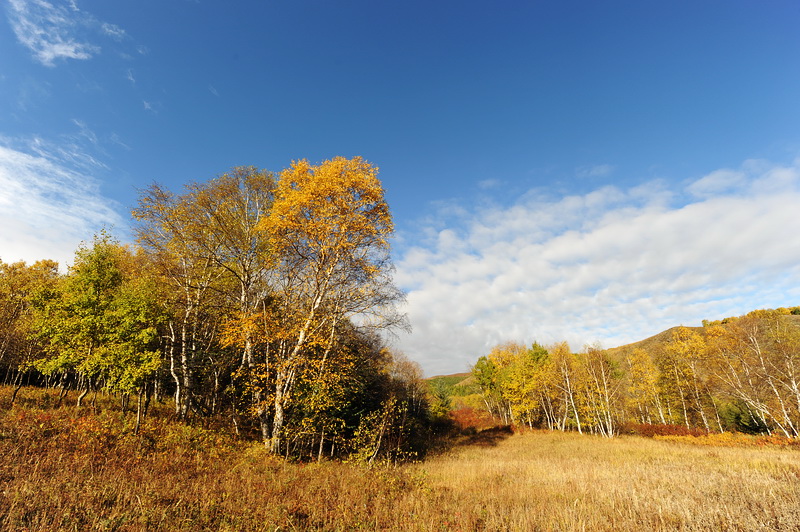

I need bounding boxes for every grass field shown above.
[2,386,800,530]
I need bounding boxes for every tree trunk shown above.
[269,372,287,453]
[169,321,183,417]
[10,370,24,406]
[143,380,152,418]
[135,388,143,435]
[180,320,192,419]
[77,378,90,407]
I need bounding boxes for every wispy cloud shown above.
[70,119,98,146]
[576,164,615,179]
[395,159,800,375]
[109,132,130,151]
[100,22,126,40]
[7,0,99,66]
[477,178,501,190]
[6,0,130,67]
[0,137,123,269]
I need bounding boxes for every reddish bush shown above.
[449,407,496,432]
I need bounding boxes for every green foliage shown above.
[30,233,165,394]
[718,400,771,435]
[0,259,60,375]
[426,378,453,418]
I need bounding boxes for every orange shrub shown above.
[449,406,496,432]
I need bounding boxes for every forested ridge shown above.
[0,157,435,461]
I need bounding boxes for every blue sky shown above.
[2,1,800,375]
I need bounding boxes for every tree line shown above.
[472,308,800,438]
[0,156,434,460]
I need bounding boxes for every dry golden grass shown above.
[2,386,800,530]
[409,430,800,530]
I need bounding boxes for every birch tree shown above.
[0,259,59,402]
[707,311,800,437]
[133,167,274,418]
[257,156,406,453]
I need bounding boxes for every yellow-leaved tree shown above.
[256,156,406,453]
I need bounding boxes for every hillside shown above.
[608,311,800,356]
[606,325,705,356]
[426,372,471,387]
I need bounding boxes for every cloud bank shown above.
[395,159,800,376]
[0,138,123,269]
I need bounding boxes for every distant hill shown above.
[426,372,475,395]
[606,325,705,356]
[426,372,470,385]
[608,312,800,356]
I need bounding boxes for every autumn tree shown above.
[549,342,584,433]
[497,342,551,427]
[665,327,726,432]
[133,166,275,418]
[472,355,509,423]
[255,156,406,453]
[472,343,526,423]
[468,308,800,439]
[31,233,163,416]
[621,347,665,424]
[0,259,60,402]
[706,311,800,437]
[580,346,621,437]
[348,349,431,464]
[134,159,411,455]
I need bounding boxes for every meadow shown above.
[2,386,799,531]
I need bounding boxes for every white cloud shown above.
[478,178,501,190]
[395,159,800,376]
[687,168,745,198]
[70,119,98,146]
[7,0,99,66]
[101,22,126,40]
[0,139,124,269]
[6,0,130,67]
[576,164,615,179]
[109,132,130,151]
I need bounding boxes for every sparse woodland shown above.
[467,308,800,439]
[2,156,800,530]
